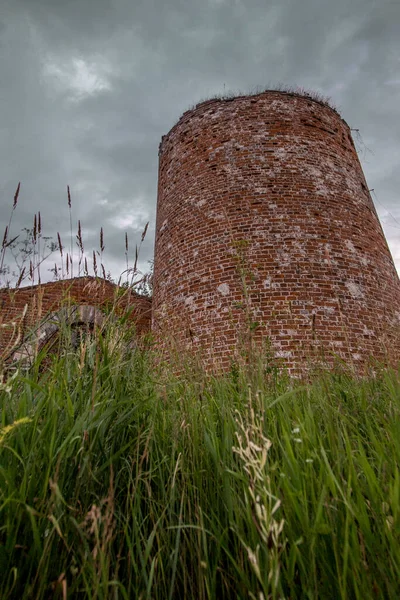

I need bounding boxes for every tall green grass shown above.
[1,322,400,599]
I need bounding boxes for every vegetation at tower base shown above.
[1,315,400,599]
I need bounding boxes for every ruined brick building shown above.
[2,90,400,373]
[0,277,151,365]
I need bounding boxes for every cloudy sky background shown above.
[1,0,399,286]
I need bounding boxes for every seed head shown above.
[141,222,149,243]
[67,186,72,208]
[57,232,63,256]
[2,226,8,248]
[13,182,20,209]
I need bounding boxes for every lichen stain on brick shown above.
[217,283,230,296]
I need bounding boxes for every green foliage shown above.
[1,330,400,599]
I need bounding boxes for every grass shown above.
[1,318,400,599]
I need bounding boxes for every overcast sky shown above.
[1,0,399,286]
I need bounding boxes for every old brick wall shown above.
[0,277,152,360]
[153,90,400,373]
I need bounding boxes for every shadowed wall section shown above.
[153,91,400,373]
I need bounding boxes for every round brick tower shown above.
[153,90,400,373]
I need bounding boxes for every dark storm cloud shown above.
[1,0,399,284]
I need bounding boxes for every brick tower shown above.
[152,90,400,372]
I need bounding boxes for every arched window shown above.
[12,305,108,367]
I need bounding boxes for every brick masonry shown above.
[0,277,152,361]
[153,90,400,373]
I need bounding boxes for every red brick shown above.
[153,91,400,373]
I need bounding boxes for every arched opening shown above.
[12,305,108,367]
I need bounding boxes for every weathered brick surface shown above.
[153,91,400,373]
[0,277,152,359]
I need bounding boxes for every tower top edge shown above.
[159,88,350,152]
